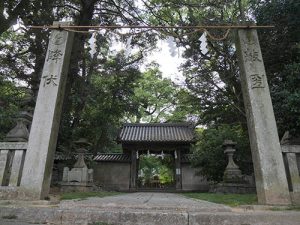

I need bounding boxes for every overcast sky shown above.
[142,39,186,84]
[90,30,208,86]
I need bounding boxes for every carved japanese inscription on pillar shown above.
[242,39,265,89]
[47,49,63,63]
[20,21,74,200]
[236,29,291,205]
[42,74,58,87]
[41,32,66,87]
[250,74,264,89]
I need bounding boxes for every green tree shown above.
[254,0,300,137]
[138,154,174,186]
[127,64,179,123]
[0,0,158,152]
[192,124,252,182]
[0,78,25,139]
[139,0,251,127]
[0,0,28,35]
[69,52,142,153]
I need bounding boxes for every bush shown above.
[191,124,252,182]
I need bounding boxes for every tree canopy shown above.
[1,0,299,181]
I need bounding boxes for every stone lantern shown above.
[0,90,34,186]
[222,140,243,183]
[61,138,94,192]
[4,90,34,142]
[210,140,256,194]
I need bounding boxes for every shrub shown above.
[191,124,252,182]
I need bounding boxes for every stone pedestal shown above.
[222,140,243,183]
[60,150,94,192]
[235,28,291,205]
[20,21,74,200]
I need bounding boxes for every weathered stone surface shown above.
[223,140,243,183]
[290,192,300,205]
[9,150,25,187]
[0,142,27,150]
[60,183,94,192]
[62,155,92,183]
[0,206,61,224]
[0,187,19,199]
[286,153,300,193]
[4,120,29,142]
[60,150,94,192]
[93,161,131,191]
[61,209,188,225]
[181,164,209,191]
[73,153,88,168]
[1,209,300,225]
[283,144,300,204]
[281,145,300,153]
[1,192,300,225]
[210,183,256,194]
[235,28,291,205]
[59,192,231,212]
[20,21,74,200]
[281,131,300,145]
[0,150,10,185]
[0,220,49,225]
[189,212,300,225]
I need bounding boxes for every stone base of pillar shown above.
[0,186,19,200]
[0,186,42,200]
[290,192,300,205]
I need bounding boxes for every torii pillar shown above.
[235,28,291,205]
[20,22,74,200]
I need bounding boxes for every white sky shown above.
[151,33,207,84]
[98,34,187,85]
[106,33,208,85]
[141,39,186,84]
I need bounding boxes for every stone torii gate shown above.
[19,21,74,200]
[17,22,291,204]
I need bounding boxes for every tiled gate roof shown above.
[93,153,131,162]
[118,123,195,143]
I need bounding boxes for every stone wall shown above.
[53,159,209,192]
[281,143,300,204]
[181,164,209,191]
[93,162,130,191]
[51,160,76,186]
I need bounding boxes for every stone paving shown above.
[0,219,46,225]
[60,192,231,212]
[0,192,300,225]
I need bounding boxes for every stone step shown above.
[1,205,300,225]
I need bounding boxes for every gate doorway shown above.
[117,123,196,191]
[137,151,175,190]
